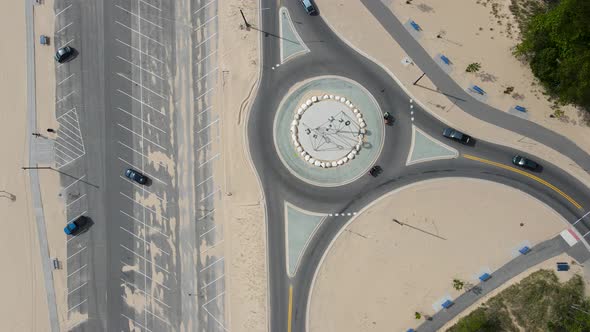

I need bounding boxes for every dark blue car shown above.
[125,168,149,185]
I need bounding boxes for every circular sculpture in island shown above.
[290,95,367,168]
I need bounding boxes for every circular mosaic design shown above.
[291,95,367,168]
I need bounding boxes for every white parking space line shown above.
[120,210,169,238]
[195,87,214,101]
[203,306,228,331]
[195,50,217,67]
[196,118,219,134]
[67,281,88,295]
[195,32,217,49]
[118,157,167,185]
[56,22,73,34]
[121,279,171,308]
[573,210,590,226]
[200,188,220,203]
[54,141,79,159]
[198,153,219,168]
[202,240,224,253]
[120,226,171,256]
[120,192,169,221]
[57,107,76,120]
[116,73,167,100]
[118,141,168,169]
[120,244,171,274]
[67,246,87,260]
[67,264,87,278]
[68,299,88,312]
[193,15,217,32]
[57,73,74,85]
[118,123,168,151]
[63,175,86,191]
[196,175,214,187]
[195,105,213,117]
[59,38,75,49]
[121,314,154,332]
[66,194,86,207]
[193,0,216,15]
[120,261,171,291]
[116,38,164,64]
[116,21,165,47]
[198,209,215,221]
[145,308,171,325]
[117,89,164,115]
[55,4,72,17]
[197,66,218,83]
[201,273,224,290]
[117,56,165,81]
[56,90,76,104]
[119,175,166,202]
[200,256,223,272]
[200,225,217,238]
[56,137,84,154]
[116,107,167,134]
[196,137,219,152]
[583,230,590,238]
[202,291,225,307]
[140,0,161,11]
[115,5,163,29]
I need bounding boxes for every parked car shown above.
[54,46,73,63]
[512,155,539,170]
[369,165,382,177]
[64,216,90,235]
[125,168,149,185]
[299,0,317,15]
[442,128,471,144]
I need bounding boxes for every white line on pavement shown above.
[196,137,219,152]
[198,209,216,221]
[67,264,87,278]
[67,281,88,295]
[120,192,169,221]
[199,256,223,272]
[120,244,171,273]
[119,226,171,256]
[67,299,88,312]
[116,21,165,47]
[116,55,164,81]
[119,210,169,238]
[116,73,167,99]
[196,118,219,134]
[140,0,161,11]
[121,314,154,332]
[57,73,74,85]
[202,240,224,253]
[115,5,163,29]
[118,141,168,169]
[196,175,214,187]
[199,188,220,203]
[119,175,165,202]
[202,291,225,307]
[200,225,217,238]
[55,4,72,17]
[193,15,217,31]
[118,123,168,151]
[56,22,73,34]
[195,105,213,117]
[56,90,75,104]
[116,107,167,133]
[66,193,86,207]
[197,66,218,82]
[117,157,167,185]
[198,153,219,168]
[120,279,171,308]
[201,273,224,290]
[67,246,87,260]
[117,89,164,115]
[193,0,216,15]
[195,87,214,101]
[573,210,590,225]
[195,32,217,49]
[195,50,217,67]
[120,261,171,291]
[63,175,86,191]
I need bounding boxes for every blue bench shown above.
[519,246,531,255]
[442,300,454,309]
[472,85,486,95]
[407,329,415,332]
[557,262,570,271]
[479,273,491,281]
[410,21,422,31]
[441,55,451,65]
[515,105,527,112]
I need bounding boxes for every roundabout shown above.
[274,76,385,187]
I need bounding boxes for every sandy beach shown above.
[0,1,51,331]
[309,178,567,332]
[316,0,590,187]
[217,0,267,330]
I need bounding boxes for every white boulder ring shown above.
[292,95,367,168]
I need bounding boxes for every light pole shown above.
[239,9,250,28]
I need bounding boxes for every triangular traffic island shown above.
[406,125,458,165]
[279,7,310,64]
[285,202,326,277]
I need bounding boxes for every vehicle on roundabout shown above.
[369,165,382,177]
[512,155,539,170]
[299,0,317,15]
[442,127,471,144]
[383,112,394,125]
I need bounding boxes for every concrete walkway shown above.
[416,235,573,332]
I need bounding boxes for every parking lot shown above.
[53,0,226,330]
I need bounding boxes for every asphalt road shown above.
[246,1,590,331]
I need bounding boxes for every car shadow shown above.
[72,216,94,236]
[465,138,477,147]
[531,164,544,173]
[61,47,79,64]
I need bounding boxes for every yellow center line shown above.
[463,154,582,210]
[288,285,293,332]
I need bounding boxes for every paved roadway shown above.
[51,0,225,330]
[247,1,590,332]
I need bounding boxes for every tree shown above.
[453,279,465,291]
[465,62,481,73]
[515,0,590,110]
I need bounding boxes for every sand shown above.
[217,0,267,331]
[0,1,52,331]
[315,0,590,188]
[308,178,567,332]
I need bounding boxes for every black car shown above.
[369,165,382,177]
[300,0,317,15]
[125,168,149,185]
[442,128,471,144]
[54,46,73,63]
[512,155,539,170]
